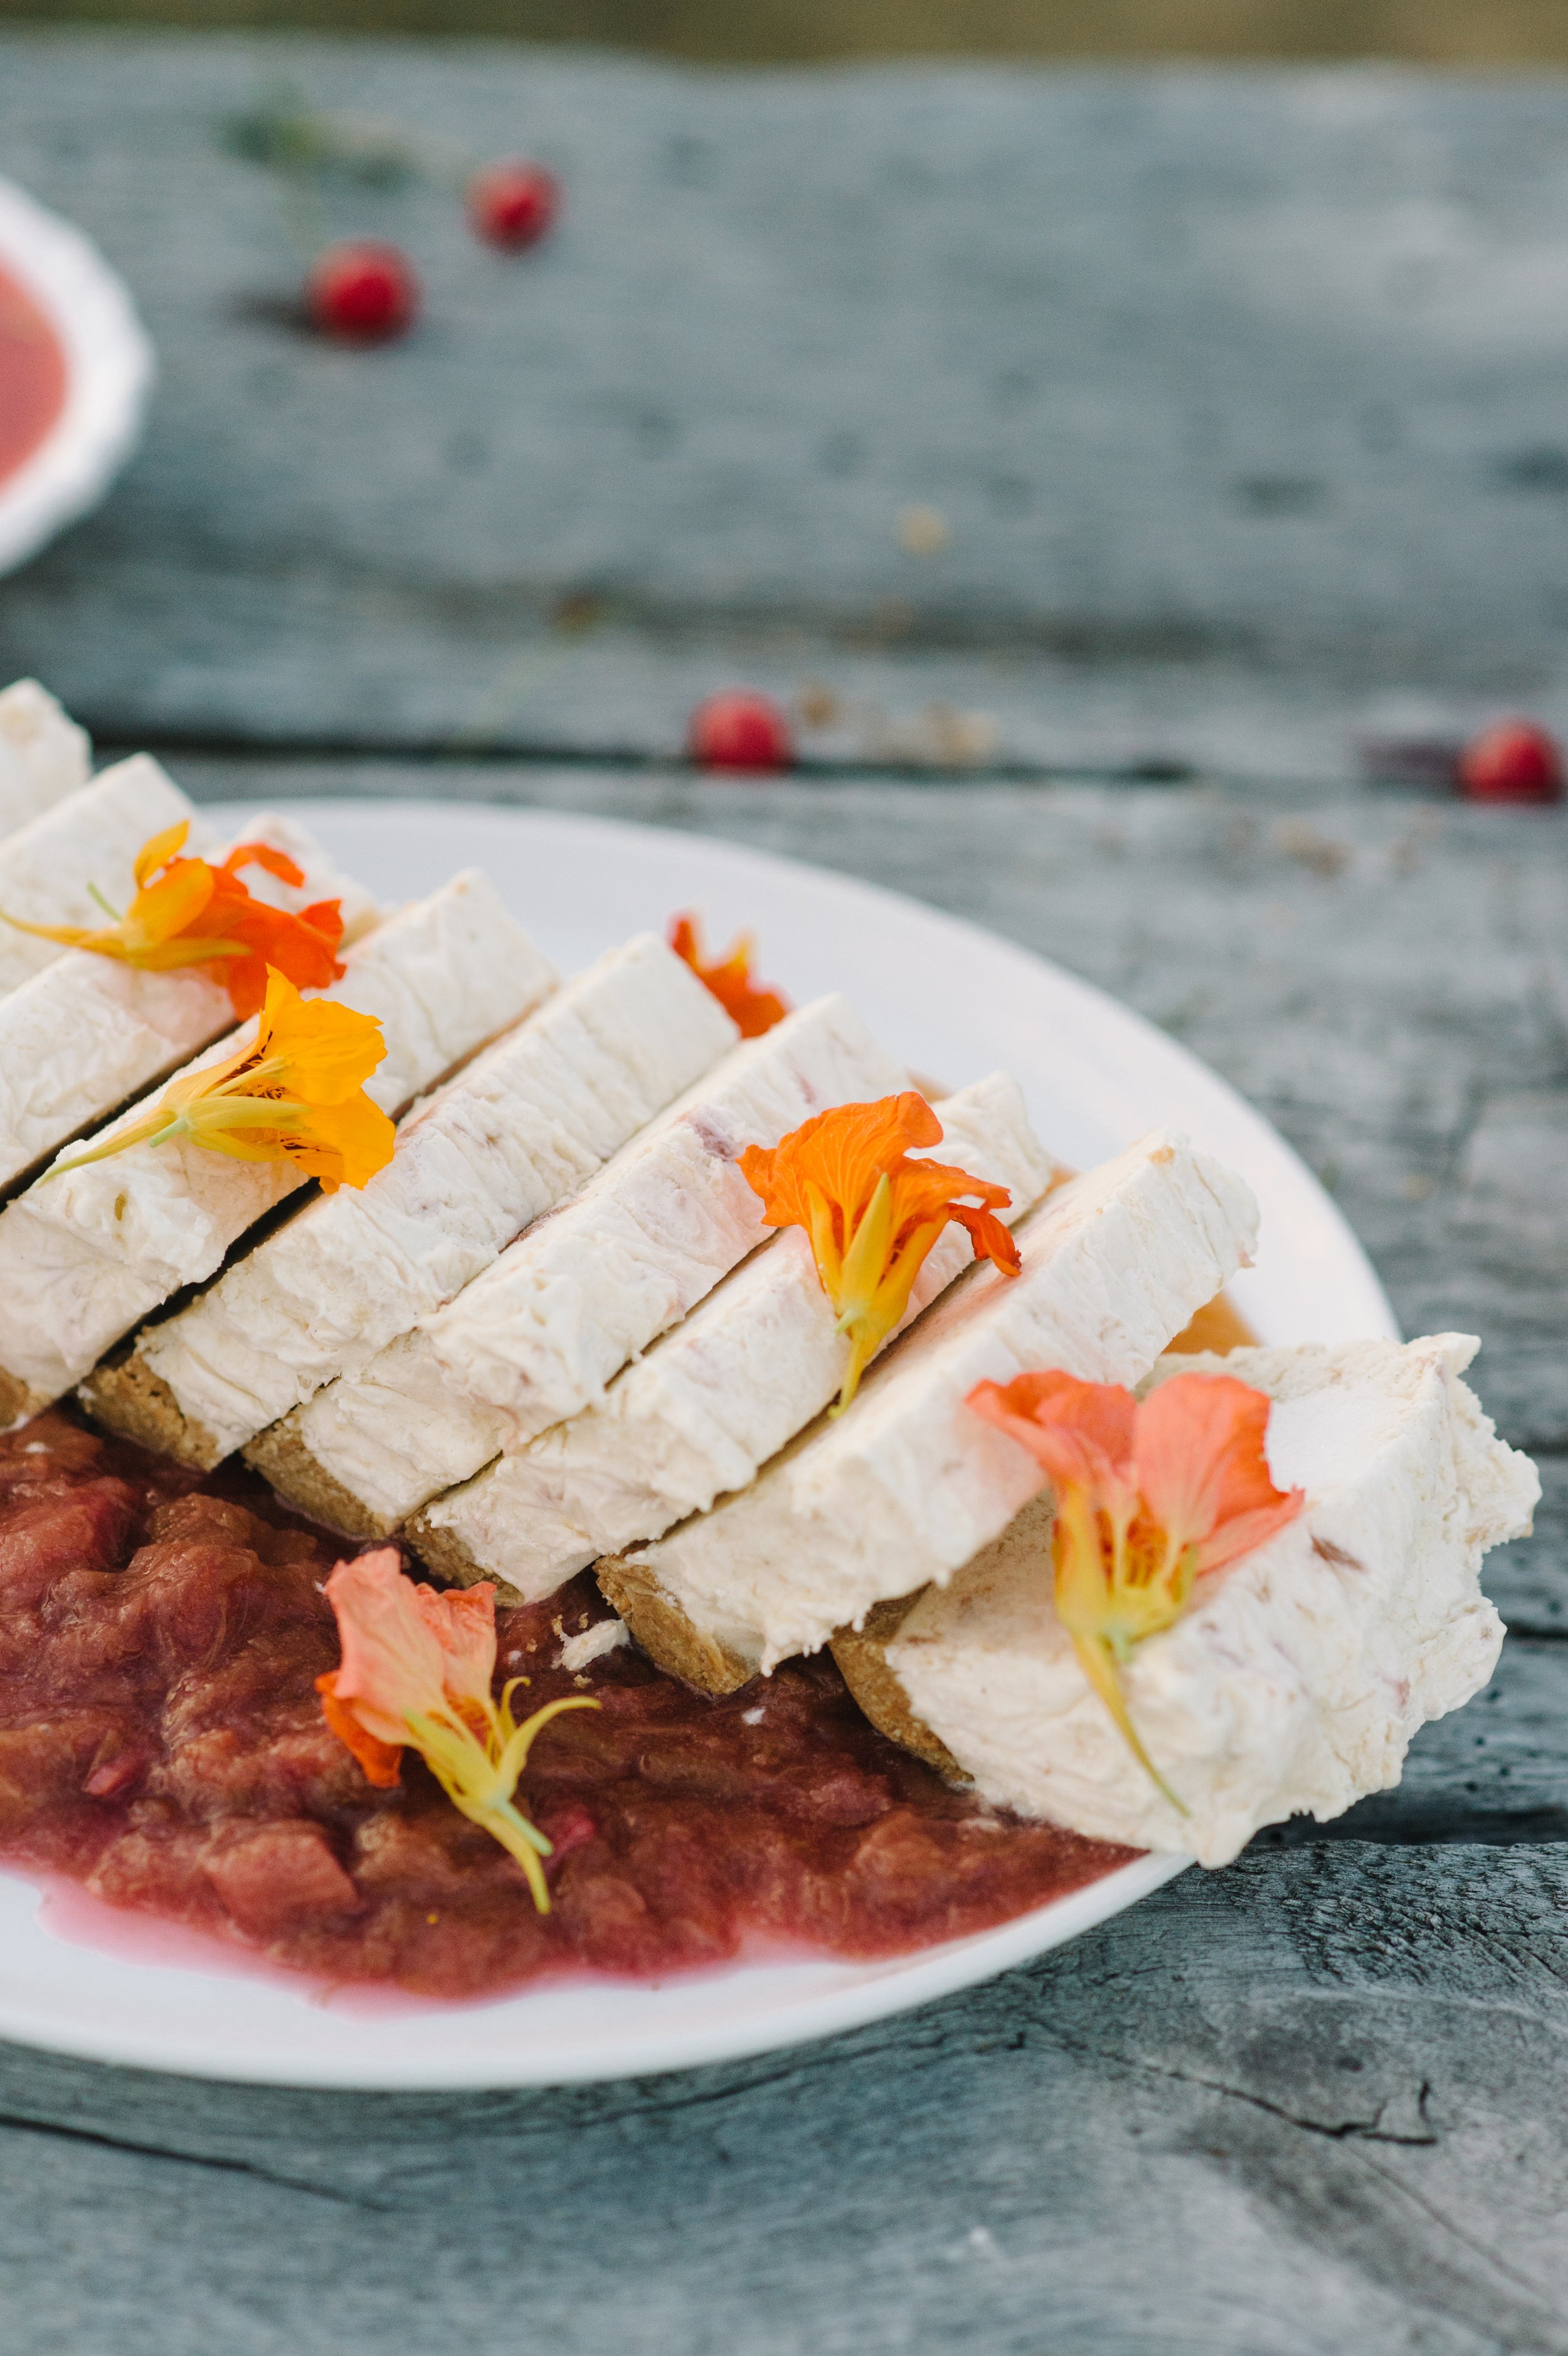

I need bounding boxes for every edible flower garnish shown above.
[741,1091,1020,1413]
[668,911,788,1038]
[0,820,346,1017]
[316,1547,598,1911]
[46,967,395,1191]
[966,1369,1305,1808]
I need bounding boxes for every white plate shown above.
[0,802,1397,2088]
[0,176,154,578]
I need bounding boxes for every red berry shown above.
[687,692,795,774]
[1457,719,1565,805]
[305,243,419,344]
[468,162,561,252]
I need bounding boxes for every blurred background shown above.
[1,0,1567,59]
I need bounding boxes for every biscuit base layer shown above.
[242,1417,401,1541]
[79,1349,222,1470]
[596,1554,758,1696]
[405,1502,520,1601]
[0,1365,45,1427]
[829,1596,967,1780]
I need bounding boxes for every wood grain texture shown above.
[8,40,1568,773]
[4,1844,1568,2355]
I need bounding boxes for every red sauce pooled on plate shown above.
[0,1413,1133,2000]
[0,265,68,485]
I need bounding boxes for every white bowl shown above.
[0,174,154,578]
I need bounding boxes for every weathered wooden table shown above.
[3,36,1568,2353]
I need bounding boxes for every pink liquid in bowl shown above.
[0,261,68,487]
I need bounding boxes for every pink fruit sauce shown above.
[0,263,67,486]
[0,1411,1130,2003]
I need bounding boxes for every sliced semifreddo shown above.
[875,1337,1538,1867]
[410,1071,1060,1601]
[0,869,553,1423]
[599,1131,1259,1692]
[247,995,908,1537]
[96,933,738,1467]
[0,807,381,1199]
[0,755,208,997]
[0,679,92,831]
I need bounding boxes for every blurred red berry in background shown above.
[469,161,561,251]
[688,692,795,773]
[305,242,419,342]
[1456,719,1564,805]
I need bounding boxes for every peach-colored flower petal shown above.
[411,1578,498,1718]
[967,1370,1138,1514]
[321,1547,447,1745]
[1134,1372,1304,1574]
[315,1672,404,1786]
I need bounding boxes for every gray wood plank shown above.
[4,1842,1568,2355]
[8,39,1568,772]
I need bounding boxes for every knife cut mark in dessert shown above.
[0,763,1539,2016]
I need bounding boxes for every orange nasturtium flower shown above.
[741,1091,1021,1414]
[316,1548,598,1911]
[668,911,789,1039]
[46,967,395,1192]
[0,819,346,1017]
[967,1369,1305,1808]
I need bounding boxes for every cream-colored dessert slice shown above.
[0,755,209,997]
[411,1071,1059,1600]
[0,679,91,832]
[613,1131,1259,1684]
[0,807,382,1198]
[884,1336,1539,1866]
[251,995,908,1536]
[110,934,737,1466]
[0,870,551,1421]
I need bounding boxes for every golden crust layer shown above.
[404,1504,526,1602]
[596,1553,758,1695]
[830,1595,968,1778]
[243,1414,400,1540]
[0,1364,45,1427]
[79,1349,222,1470]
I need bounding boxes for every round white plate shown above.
[0,802,1397,2088]
[0,176,154,578]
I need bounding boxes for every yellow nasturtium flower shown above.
[48,967,395,1192]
